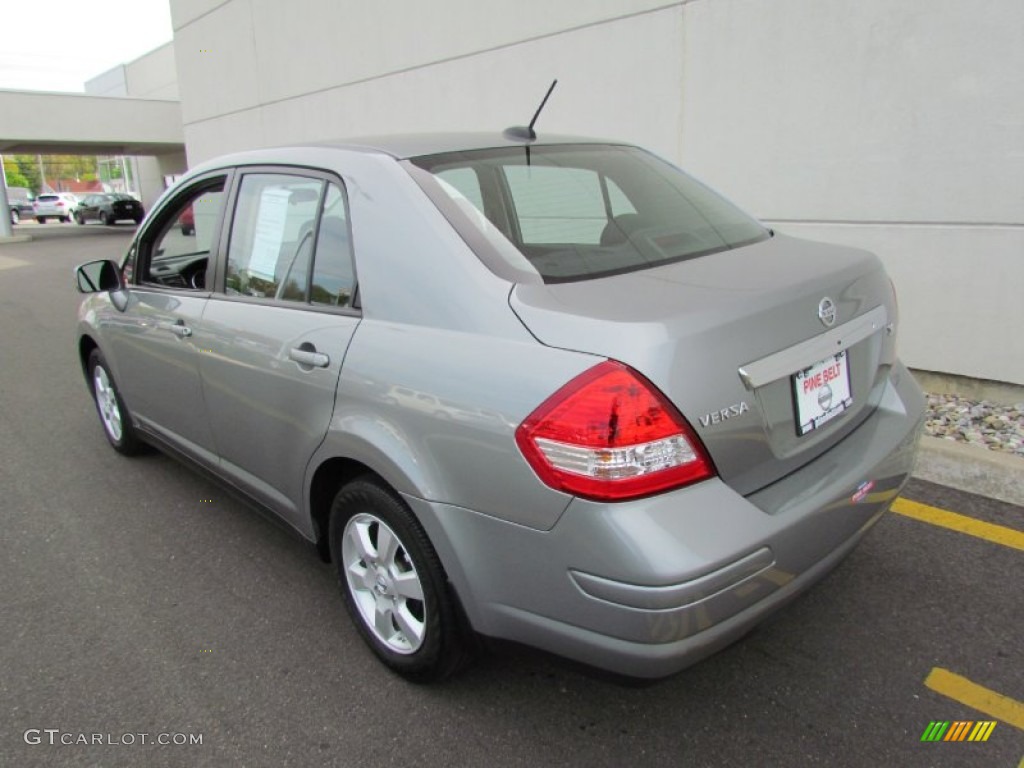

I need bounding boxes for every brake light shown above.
[515,361,715,501]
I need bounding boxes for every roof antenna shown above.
[504,79,558,142]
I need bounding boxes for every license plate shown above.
[792,350,853,436]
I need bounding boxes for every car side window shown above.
[139,178,226,288]
[225,174,324,301]
[310,183,355,308]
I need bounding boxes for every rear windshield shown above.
[37,195,60,202]
[408,144,768,283]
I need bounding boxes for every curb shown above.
[0,234,33,244]
[913,436,1024,507]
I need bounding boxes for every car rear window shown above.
[37,195,59,202]
[408,144,769,283]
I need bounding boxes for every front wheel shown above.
[87,349,145,455]
[101,212,113,226]
[10,209,19,225]
[329,479,469,682]
[75,212,84,225]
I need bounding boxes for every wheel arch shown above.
[78,335,99,383]
[308,456,378,562]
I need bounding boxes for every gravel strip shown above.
[924,393,1024,457]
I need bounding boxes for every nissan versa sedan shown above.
[75,133,925,682]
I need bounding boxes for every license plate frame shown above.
[792,350,853,436]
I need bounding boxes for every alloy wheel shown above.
[93,364,123,442]
[341,512,426,654]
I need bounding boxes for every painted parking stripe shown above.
[891,498,1024,552]
[925,667,1024,731]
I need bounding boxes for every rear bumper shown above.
[409,362,925,679]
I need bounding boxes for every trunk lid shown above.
[510,233,898,496]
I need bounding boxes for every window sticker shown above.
[247,187,291,281]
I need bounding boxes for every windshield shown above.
[408,144,769,283]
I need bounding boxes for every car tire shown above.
[75,212,84,225]
[87,349,146,456]
[133,218,143,225]
[101,212,113,226]
[36,217,45,224]
[329,478,469,682]
[10,209,19,225]
[60,216,69,223]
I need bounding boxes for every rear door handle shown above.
[289,347,330,368]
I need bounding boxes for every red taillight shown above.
[515,360,715,501]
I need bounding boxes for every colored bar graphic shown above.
[944,721,971,741]
[968,721,997,742]
[920,720,997,742]
[921,721,949,741]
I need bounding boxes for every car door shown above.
[196,169,360,530]
[104,172,231,465]
[80,195,100,221]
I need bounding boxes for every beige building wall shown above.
[86,42,185,209]
[169,0,1024,385]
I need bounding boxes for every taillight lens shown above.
[515,360,715,501]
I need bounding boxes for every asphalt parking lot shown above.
[1,224,1021,768]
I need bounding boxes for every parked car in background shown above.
[178,205,194,235]
[75,193,145,226]
[73,133,925,682]
[6,187,34,224]
[33,193,78,223]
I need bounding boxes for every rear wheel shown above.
[329,478,468,682]
[36,217,45,224]
[60,216,69,223]
[87,349,145,455]
[75,212,84,224]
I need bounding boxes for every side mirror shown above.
[75,259,123,294]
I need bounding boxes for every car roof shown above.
[185,132,631,177]
[305,132,628,159]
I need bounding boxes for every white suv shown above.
[33,193,78,223]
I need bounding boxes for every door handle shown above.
[289,347,330,368]
[158,320,192,338]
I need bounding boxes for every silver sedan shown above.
[75,133,924,681]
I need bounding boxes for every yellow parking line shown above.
[891,498,1024,552]
[925,668,1024,731]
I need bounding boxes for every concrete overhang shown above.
[0,89,184,155]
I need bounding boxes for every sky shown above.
[0,0,174,93]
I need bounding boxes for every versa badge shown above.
[699,402,750,427]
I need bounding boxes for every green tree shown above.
[11,155,40,193]
[2,157,30,189]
